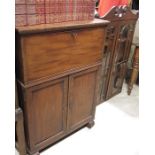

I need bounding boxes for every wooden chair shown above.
[15,82,27,155]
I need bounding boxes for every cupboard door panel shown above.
[114,22,136,64]
[24,77,68,151]
[103,23,118,70]
[68,67,100,130]
[114,24,130,64]
[106,62,127,100]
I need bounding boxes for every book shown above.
[15,0,95,26]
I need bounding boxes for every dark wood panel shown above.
[68,66,100,130]
[23,77,68,152]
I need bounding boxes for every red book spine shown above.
[15,14,27,26]
[26,0,40,4]
[26,0,46,26]
[15,4,27,15]
[26,0,35,4]
[27,14,45,25]
[66,0,72,21]
[75,0,78,21]
[55,0,59,23]
[15,0,26,4]
[59,0,62,22]
[73,0,75,21]
[26,4,45,14]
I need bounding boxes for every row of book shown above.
[15,0,95,27]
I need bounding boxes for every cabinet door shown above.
[106,62,127,100]
[68,66,100,131]
[114,22,135,64]
[103,23,118,70]
[100,23,118,103]
[24,77,68,151]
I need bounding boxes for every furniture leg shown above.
[128,46,139,95]
[87,120,95,129]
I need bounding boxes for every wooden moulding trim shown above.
[15,19,110,35]
[17,62,102,88]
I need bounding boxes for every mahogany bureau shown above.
[16,19,109,155]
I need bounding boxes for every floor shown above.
[16,83,139,155]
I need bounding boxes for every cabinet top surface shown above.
[16,19,109,35]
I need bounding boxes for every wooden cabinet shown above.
[98,6,138,102]
[16,19,108,155]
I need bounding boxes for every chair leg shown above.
[128,68,139,95]
[128,46,139,95]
